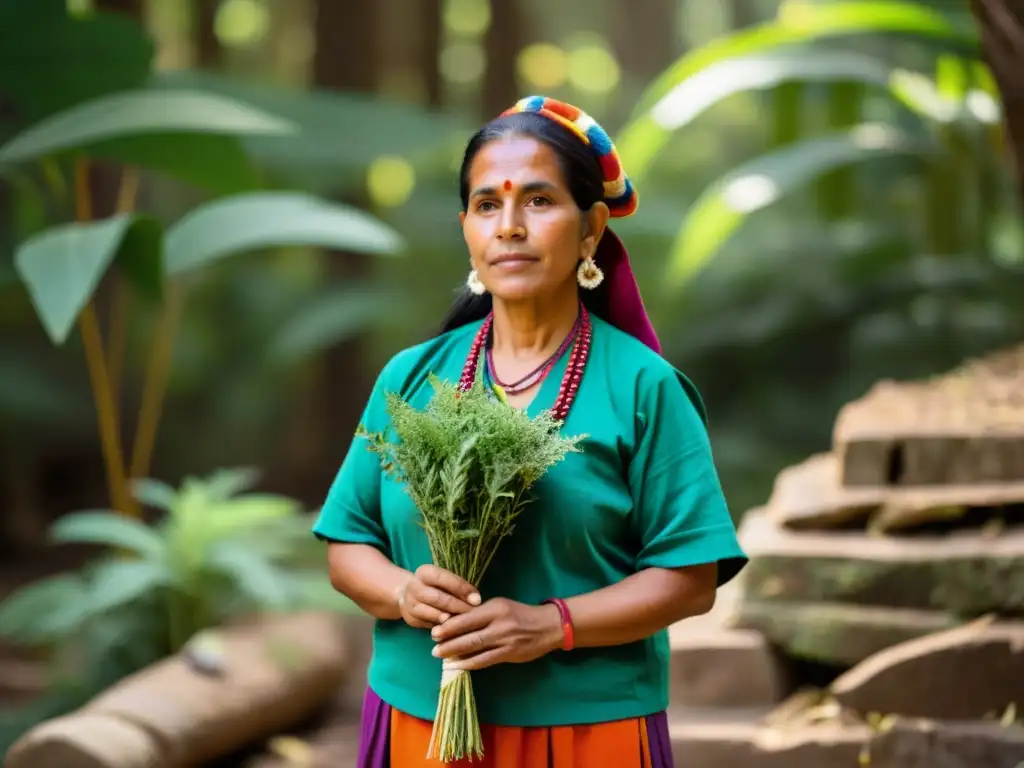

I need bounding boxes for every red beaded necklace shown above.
[485,312,582,395]
[458,306,593,422]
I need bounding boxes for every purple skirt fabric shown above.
[356,687,673,767]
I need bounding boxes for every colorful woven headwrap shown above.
[501,96,638,218]
[497,96,660,354]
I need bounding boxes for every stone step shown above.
[669,626,790,709]
[739,507,1024,615]
[668,706,1024,768]
[668,715,867,768]
[832,346,1024,487]
[734,599,958,666]
[765,452,1024,533]
[667,580,791,709]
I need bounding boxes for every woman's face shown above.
[459,135,607,304]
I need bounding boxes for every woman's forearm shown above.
[562,563,718,648]
[327,542,411,620]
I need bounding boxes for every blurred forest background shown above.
[2,0,1021,558]
[0,0,1022,755]
[0,0,1019,557]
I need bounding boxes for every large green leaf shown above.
[87,559,173,614]
[631,1,977,121]
[620,50,941,184]
[197,466,261,501]
[889,68,1001,125]
[205,542,290,608]
[0,7,153,124]
[665,126,936,286]
[0,89,296,164]
[50,511,166,559]
[14,213,163,344]
[206,496,303,541]
[87,133,264,196]
[150,70,470,192]
[0,89,297,193]
[130,478,179,511]
[163,192,405,276]
[0,573,88,643]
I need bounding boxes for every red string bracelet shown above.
[542,597,575,651]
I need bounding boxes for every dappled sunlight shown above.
[721,174,780,214]
[517,44,569,90]
[215,0,270,49]
[367,155,417,209]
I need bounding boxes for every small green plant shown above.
[0,467,353,751]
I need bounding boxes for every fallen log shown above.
[4,611,350,768]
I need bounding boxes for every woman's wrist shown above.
[539,598,574,652]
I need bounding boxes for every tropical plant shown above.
[0,1,410,520]
[606,0,1024,518]
[616,0,1005,287]
[0,467,350,752]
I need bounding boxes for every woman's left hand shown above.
[430,597,564,671]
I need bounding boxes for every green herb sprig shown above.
[357,375,584,762]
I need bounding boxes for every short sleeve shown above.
[629,369,747,586]
[311,361,397,553]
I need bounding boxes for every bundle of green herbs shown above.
[358,375,584,762]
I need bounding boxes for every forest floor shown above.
[0,553,370,764]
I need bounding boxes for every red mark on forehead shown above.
[503,179,512,191]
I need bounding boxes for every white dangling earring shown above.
[577,257,604,290]
[467,268,486,295]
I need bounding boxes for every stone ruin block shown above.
[831,618,1024,721]
[833,345,1024,488]
[670,690,1024,768]
[669,626,790,710]
[769,452,1024,534]
[734,598,957,667]
[668,718,869,768]
[765,453,883,530]
[668,580,791,710]
[868,719,1024,768]
[739,508,1024,616]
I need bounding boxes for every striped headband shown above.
[500,96,638,219]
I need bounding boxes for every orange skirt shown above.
[358,688,674,768]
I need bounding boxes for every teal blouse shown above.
[313,315,747,727]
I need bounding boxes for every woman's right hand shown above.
[397,565,481,629]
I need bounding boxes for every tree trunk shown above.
[419,0,443,107]
[193,0,223,69]
[297,0,381,499]
[482,0,525,117]
[610,0,678,83]
[609,0,678,121]
[970,0,1024,208]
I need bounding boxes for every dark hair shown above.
[439,112,612,334]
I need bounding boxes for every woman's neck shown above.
[491,291,580,360]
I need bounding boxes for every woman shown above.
[314,96,747,768]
